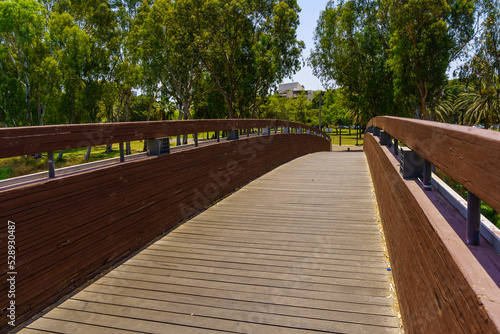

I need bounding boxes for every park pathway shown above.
[19,152,401,333]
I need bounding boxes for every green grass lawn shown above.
[329,129,364,146]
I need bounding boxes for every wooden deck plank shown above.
[19,152,401,333]
[73,290,399,327]
[121,259,390,288]
[58,297,399,334]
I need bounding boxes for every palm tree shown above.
[456,80,500,129]
[431,84,458,123]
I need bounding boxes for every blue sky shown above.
[283,0,331,91]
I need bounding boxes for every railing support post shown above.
[467,192,481,245]
[423,159,432,191]
[216,131,220,142]
[227,129,239,141]
[194,133,198,147]
[119,142,125,162]
[380,131,389,145]
[48,152,55,178]
[393,138,399,156]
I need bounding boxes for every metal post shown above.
[394,138,399,156]
[339,127,342,146]
[467,192,481,245]
[380,131,389,145]
[48,152,55,178]
[258,128,261,135]
[247,128,250,137]
[216,131,220,142]
[423,159,432,191]
[119,142,125,162]
[194,133,198,147]
[318,90,322,131]
[356,114,359,146]
[373,126,380,137]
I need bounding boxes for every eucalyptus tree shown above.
[0,0,47,125]
[309,0,398,121]
[246,0,304,118]
[137,0,203,122]
[382,0,476,120]
[190,0,303,119]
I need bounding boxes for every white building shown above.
[278,82,316,101]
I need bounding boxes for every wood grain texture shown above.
[0,133,330,332]
[19,152,400,333]
[364,132,500,334]
[0,119,330,159]
[371,116,500,214]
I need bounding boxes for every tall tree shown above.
[137,0,203,122]
[190,0,303,118]
[0,0,47,125]
[309,0,398,120]
[382,0,475,120]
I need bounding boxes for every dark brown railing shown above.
[365,116,500,334]
[0,119,330,159]
[369,116,500,244]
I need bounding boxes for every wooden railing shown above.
[364,116,500,334]
[0,119,330,159]
[369,116,500,214]
[369,116,500,244]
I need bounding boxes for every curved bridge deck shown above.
[20,152,400,333]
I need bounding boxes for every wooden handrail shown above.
[0,119,330,159]
[369,116,500,215]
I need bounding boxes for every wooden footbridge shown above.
[1,118,500,333]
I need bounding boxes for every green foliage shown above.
[189,0,304,118]
[382,0,475,120]
[0,166,12,179]
[309,0,399,121]
[482,202,500,228]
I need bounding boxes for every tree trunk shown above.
[143,96,156,152]
[84,147,92,161]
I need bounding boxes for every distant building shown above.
[278,82,316,101]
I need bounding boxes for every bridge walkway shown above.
[19,152,401,333]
